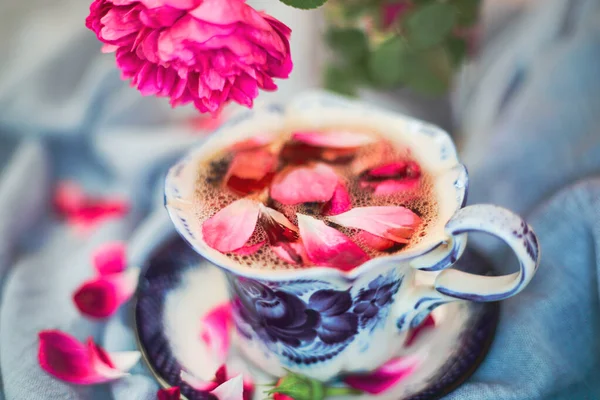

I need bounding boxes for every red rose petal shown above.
[225,148,277,195]
[328,206,421,244]
[359,161,421,196]
[405,315,435,347]
[73,269,140,319]
[291,131,376,149]
[38,330,138,385]
[344,356,418,395]
[202,199,261,253]
[322,182,352,216]
[297,214,369,271]
[92,242,127,275]
[258,206,304,264]
[158,387,181,400]
[200,303,233,366]
[270,163,338,205]
[356,230,397,251]
[231,241,265,256]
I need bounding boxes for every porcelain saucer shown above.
[134,232,499,400]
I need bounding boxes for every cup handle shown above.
[396,205,540,332]
[433,204,540,301]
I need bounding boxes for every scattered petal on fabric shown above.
[405,315,435,347]
[157,387,181,400]
[270,163,339,205]
[291,131,376,149]
[356,230,397,251]
[344,356,418,394]
[86,0,292,114]
[211,375,244,400]
[182,367,253,399]
[92,242,127,275]
[231,241,265,255]
[200,302,233,367]
[297,214,369,271]
[359,161,421,196]
[322,182,352,216]
[38,330,139,385]
[225,148,277,195]
[181,370,219,391]
[73,268,140,319]
[53,181,129,232]
[328,206,421,244]
[202,199,261,253]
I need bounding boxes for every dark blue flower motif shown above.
[308,290,358,344]
[232,279,318,348]
[353,275,401,327]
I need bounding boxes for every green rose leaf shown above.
[403,46,452,95]
[447,36,467,66]
[368,36,411,87]
[453,0,481,26]
[324,65,360,96]
[326,28,369,63]
[278,0,329,10]
[406,3,458,49]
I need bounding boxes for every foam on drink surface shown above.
[193,129,438,271]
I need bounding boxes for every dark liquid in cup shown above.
[194,130,438,271]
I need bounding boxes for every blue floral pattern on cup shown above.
[229,272,402,365]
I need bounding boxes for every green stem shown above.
[324,386,363,397]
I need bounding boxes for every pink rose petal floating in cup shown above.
[200,302,233,367]
[259,206,305,265]
[356,230,397,251]
[202,199,261,253]
[328,206,421,244]
[270,163,338,205]
[225,148,278,195]
[322,182,352,216]
[38,330,140,385]
[359,161,421,196]
[157,387,180,400]
[231,241,266,256]
[291,131,376,149]
[344,356,419,395]
[297,214,369,271]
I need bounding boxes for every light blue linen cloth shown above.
[1,0,599,399]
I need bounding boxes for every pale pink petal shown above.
[202,199,261,253]
[53,181,86,214]
[270,163,338,205]
[211,375,244,400]
[405,315,435,347]
[271,241,308,265]
[225,148,277,195]
[231,241,265,255]
[200,303,233,365]
[181,370,219,391]
[158,387,181,400]
[73,268,140,319]
[344,356,418,394]
[87,339,140,374]
[356,230,397,251]
[328,206,421,244]
[292,131,376,149]
[93,241,127,275]
[297,214,369,271]
[101,44,119,53]
[38,330,135,385]
[322,182,352,216]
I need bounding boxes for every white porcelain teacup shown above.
[164,91,540,381]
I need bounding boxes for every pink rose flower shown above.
[86,0,292,114]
